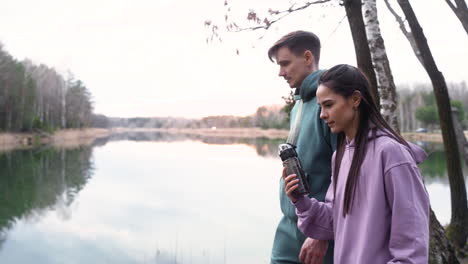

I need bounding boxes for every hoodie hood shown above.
[347,128,427,164]
[297,70,325,102]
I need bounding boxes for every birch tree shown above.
[343,0,380,105]
[0,44,95,132]
[363,0,399,131]
[205,1,465,262]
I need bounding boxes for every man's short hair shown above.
[268,30,321,65]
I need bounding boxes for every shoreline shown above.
[111,128,467,143]
[111,127,290,139]
[0,128,111,152]
[1,127,465,152]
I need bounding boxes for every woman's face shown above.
[316,84,361,137]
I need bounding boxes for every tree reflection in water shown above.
[415,141,468,184]
[100,131,468,177]
[0,132,463,262]
[103,131,285,158]
[0,146,94,249]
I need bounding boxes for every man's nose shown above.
[278,68,285,77]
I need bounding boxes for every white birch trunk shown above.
[61,79,67,128]
[363,0,399,132]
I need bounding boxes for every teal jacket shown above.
[271,70,336,264]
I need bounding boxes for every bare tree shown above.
[343,0,379,105]
[0,45,94,133]
[445,0,468,35]
[452,107,468,166]
[363,0,399,131]
[397,0,468,250]
[206,0,381,108]
[383,0,424,64]
[206,2,465,261]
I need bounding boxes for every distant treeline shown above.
[397,82,467,131]
[0,44,94,132]
[1,40,466,133]
[106,82,467,132]
[107,104,288,129]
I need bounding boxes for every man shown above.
[269,31,336,264]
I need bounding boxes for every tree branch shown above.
[231,0,332,32]
[445,0,457,13]
[445,0,468,35]
[383,0,424,65]
[324,14,347,43]
[280,0,332,14]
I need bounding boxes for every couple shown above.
[268,31,430,264]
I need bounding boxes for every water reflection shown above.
[416,141,468,184]
[0,146,94,250]
[0,134,283,263]
[103,131,284,158]
[0,132,464,263]
[91,132,468,227]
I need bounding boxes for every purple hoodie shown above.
[293,130,430,263]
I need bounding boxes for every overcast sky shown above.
[0,0,466,118]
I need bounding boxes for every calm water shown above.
[0,132,466,264]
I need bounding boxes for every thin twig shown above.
[324,14,347,45]
[231,0,331,32]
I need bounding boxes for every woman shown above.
[284,64,430,263]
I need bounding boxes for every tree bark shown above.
[343,0,380,107]
[452,107,468,167]
[363,0,399,132]
[398,0,468,249]
[429,209,461,264]
[445,0,468,35]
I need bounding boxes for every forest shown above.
[0,44,94,133]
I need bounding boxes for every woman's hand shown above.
[282,167,300,203]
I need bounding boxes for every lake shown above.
[0,132,466,264]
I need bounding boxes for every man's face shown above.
[275,47,310,89]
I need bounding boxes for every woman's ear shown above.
[351,90,362,109]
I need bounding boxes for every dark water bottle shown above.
[278,143,310,199]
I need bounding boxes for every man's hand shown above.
[299,238,328,264]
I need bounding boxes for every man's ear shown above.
[304,50,315,65]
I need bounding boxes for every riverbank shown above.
[112,127,290,139]
[0,128,111,152]
[1,127,466,152]
[113,128,467,143]
[402,132,468,143]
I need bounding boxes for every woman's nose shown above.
[320,109,327,120]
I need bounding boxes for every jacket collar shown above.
[295,70,324,102]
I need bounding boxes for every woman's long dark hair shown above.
[319,64,409,217]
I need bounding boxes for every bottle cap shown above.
[278,143,298,161]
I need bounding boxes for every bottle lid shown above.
[278,143,298,161]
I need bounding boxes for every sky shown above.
[0,0,466,118]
